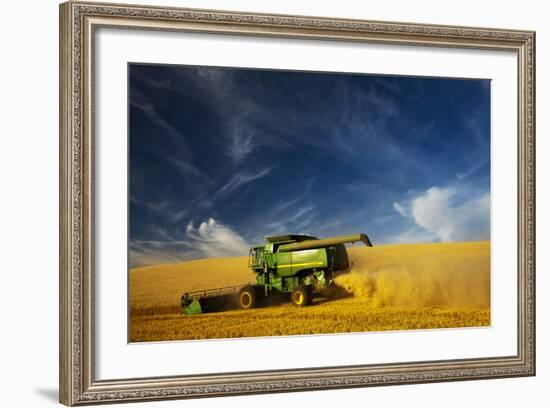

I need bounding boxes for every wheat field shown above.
[129,241,490,342]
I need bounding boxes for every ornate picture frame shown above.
[59,1,535,405]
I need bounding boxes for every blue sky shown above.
[129,64,490,267]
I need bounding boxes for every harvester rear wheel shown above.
[291,285,312,307]
[238,286,257,309]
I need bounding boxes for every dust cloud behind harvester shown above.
[336,241,490,309]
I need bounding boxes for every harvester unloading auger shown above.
[181,233,372,315]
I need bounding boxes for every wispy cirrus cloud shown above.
[218,167,274,196]
[455,158,490,181]
[147,66,277,164]
[129,65,491,264]
[186,167,276,214]
[259,204,318,239]
[226,122,258,164]
[392,202,411,218]
[130,89,214,194]
[129,240,186,268]
[130,91,192,160]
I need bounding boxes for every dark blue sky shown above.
[129,63,490,267]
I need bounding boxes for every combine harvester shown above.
[181,233,372,315]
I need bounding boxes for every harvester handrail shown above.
[185,285,243,299]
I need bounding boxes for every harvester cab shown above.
[248,246,265,270]
[181,233,372,315]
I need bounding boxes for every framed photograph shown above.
[59,1,536,405]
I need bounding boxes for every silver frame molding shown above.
[59,1,536,405]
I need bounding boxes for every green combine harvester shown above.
[181,233,372,315]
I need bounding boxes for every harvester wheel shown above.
[291,285,312,307]
[238,286,257,309]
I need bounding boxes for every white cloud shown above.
[185,218,250,258]
[130,218,250,268]
[393,186,490,243]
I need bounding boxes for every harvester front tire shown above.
[239,286,257,309]
[291,285,312,307]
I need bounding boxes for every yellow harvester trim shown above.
[276,261,324,268]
